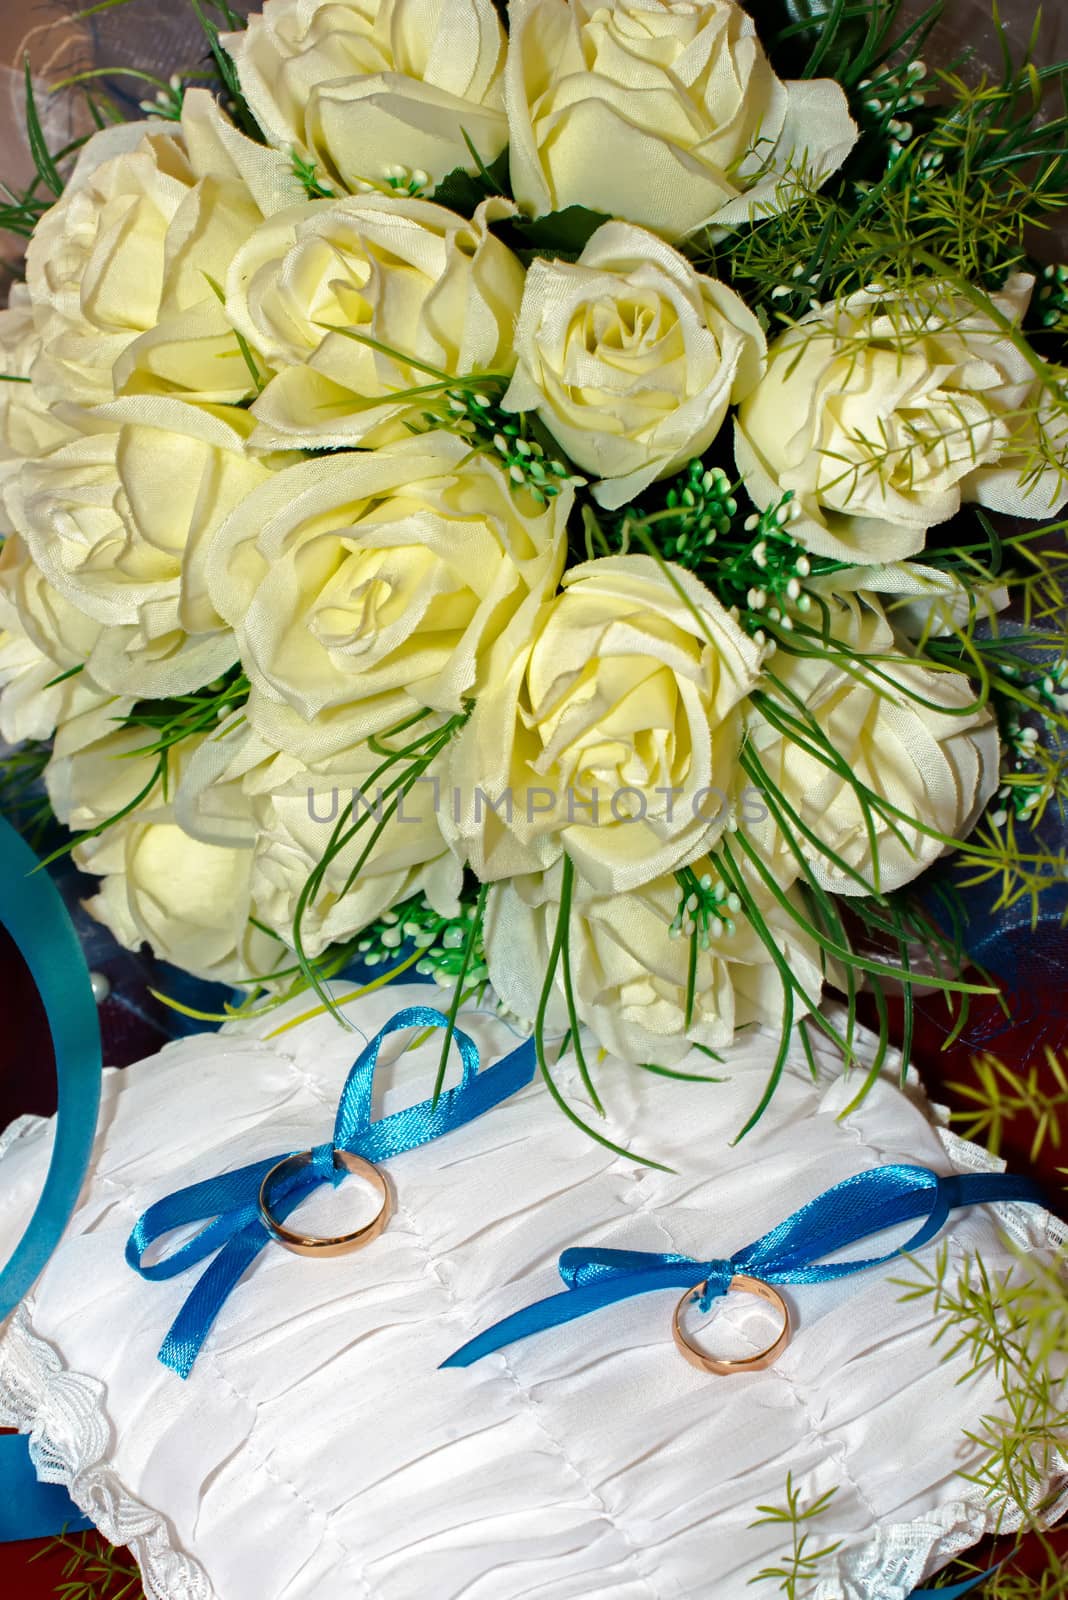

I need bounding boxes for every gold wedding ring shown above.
[672,1273,791,1375]
[258,1149,392,1257]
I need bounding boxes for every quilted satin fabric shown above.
[0,984,1063,1600]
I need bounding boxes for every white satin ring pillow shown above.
[0,983,1063,1600]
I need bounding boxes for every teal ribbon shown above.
[0,815,103,1542]
[443,1165,1047,1367]
[0,819,102,1320]
[127,1006,535,1378]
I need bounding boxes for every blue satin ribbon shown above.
[127,1006,535,1378]
[0,1434,91,1540]
[443,1164,1047,1367]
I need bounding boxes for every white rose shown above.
[226,195,525,450]
[78,817,283,987]
[207,432,569,756]
[484,859,826,1064]
[44,696,152,834]
[0,536,107,741]
[8,398,274,698]
[25,91,302,407]
[41,703,281,984]
[441,553,764,891]
[735,274,1068,564]
[175,710,460,959]
[746,593,1000,895]
[0,285,75,496]
[0,533,103,674]
[0,618,106,744]
[505,0,857,242]
[806,559,1010,641]
[225,0,508,193]
[502,221,764,508]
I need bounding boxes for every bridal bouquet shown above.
[1,0,1067,1142]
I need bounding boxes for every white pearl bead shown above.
[89,971,111,1005]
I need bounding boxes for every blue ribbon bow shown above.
[443,1164,1047,1368]
[128,1006,535,1378]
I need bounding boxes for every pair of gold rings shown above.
[259,1149,791,1373]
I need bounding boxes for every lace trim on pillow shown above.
[0,1307,212,1600]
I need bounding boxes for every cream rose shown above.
[747,593,999,895]
[8,398,274,698]
[41,705,281,984]
[24,91,302,408]
[0,286,75,495]
[0,536,108,741]
[0,616,106,745]
[175,710,460,959]
[78,818,284,987]
[0,534,103,677]
[735,275,1068,564]
[207,432,569,756]
[484,858,826,1064]
[225,0,508,193]
[441,554,764,891]
[505,0,857,242]
[226,195,525,450]
[502,221,764,508]
[44,696,154,835]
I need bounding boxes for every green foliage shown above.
[30,1531,143,1600]
[748,1473,843,1597]
[289,708,470,1024]
[187,0,259,141]
[897,1243,1068,1541]
[34,670,250,872]
[0,738,52,847]
[672,864,745,1029]
[702,25,1068,305]
[888,1053,1068,1595]
[355,890,490,990]
[0,67,92,239]
[432,144,511,216]
[749,0,944,90]
[949,1049,1068,1166]
[508,204,614,263]
[530,854,672,1170]
[23,59,62,198]
[291,151,335,200]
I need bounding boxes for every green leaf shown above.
[23,59,62,197]
[431,145,511,216]
[510,204,612,261]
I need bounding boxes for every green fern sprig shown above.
[747,1473,843,1598]
[896,1242,1068,1540]
[0,738,52,845]
[948,1049,1068,1165]
[702,26,1068,305]
[29,1531,143,1600]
